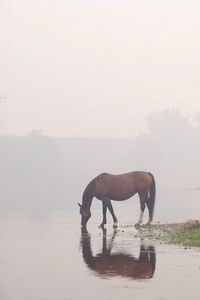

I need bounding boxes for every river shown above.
[0,189,200,300]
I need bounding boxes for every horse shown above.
[78,171,156,228]
[80,228,156,279]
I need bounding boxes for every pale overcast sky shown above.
[1,0,200,138]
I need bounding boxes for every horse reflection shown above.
[81,228,156,279]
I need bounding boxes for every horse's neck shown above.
[82,197,93,210]
[82,179,95,210]
[82,193,93,210]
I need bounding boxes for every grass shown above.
[139,221,200,248]
[168,228,200,247]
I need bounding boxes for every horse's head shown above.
[78,203,91,227]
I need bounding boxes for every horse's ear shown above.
[78,202,82,208]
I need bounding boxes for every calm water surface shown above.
[0,190,200,300]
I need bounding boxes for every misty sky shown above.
[1,0,200,138]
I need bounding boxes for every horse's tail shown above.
[148,172,156,222]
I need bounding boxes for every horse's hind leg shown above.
[135,193,146,227]
[145,196,153,225]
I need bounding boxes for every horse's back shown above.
[94,171,152,200]
[97,171,151,181]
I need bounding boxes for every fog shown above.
[0,110,199,215]
[1,1,200,137]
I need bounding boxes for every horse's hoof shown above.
[113,223,118,228]
[135,223,141,229]
[145,222,151,226]
[99,224,105,229]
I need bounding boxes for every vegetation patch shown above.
[168,220,200,247]
[134,219,200,248]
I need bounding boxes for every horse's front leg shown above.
[99,201,107,228]
[107,200,118,228]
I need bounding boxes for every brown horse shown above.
[78,171,156,228]
[80,228,156,279]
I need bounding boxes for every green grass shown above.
[169,228,200,247]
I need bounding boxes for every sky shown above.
[1,0,200,138]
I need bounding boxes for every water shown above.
[0,190,200,300]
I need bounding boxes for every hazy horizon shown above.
[0,108,199,140]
